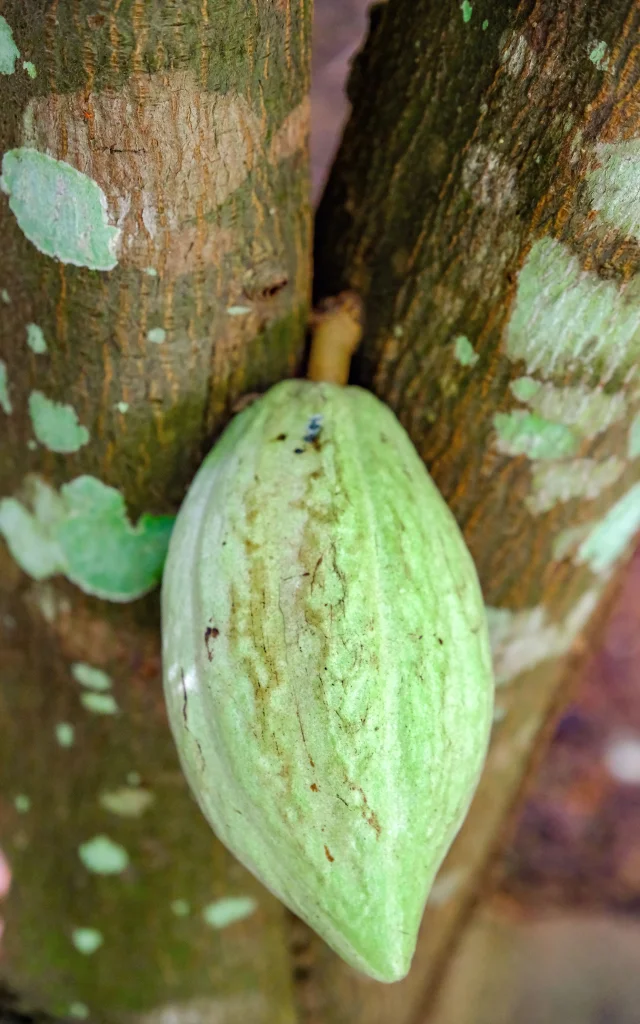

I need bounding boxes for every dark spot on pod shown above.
[274,433,287,442]
[294,447,304,454]
[310,783,319,792]
[304,414,323,443]
[204,625,220,661]
[324,845,335,863]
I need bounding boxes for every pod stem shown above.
[307,292,364,386]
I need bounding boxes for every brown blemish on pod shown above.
[204,625,219,662]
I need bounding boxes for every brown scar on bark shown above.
[21,74,309,278]
[268,97,311,165]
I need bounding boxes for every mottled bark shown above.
[0,1,310,1021]
[309,0,640,1021]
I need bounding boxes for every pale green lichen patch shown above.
[506,238,640,384]
[482,19,489,30]
[553,523,593,562]
[68,1003,89,1019]
[147,327,166,344]
[505,376,624,476]
[71,927,103,955]
[143,266,158,276]
[587,140,640,241]
[0,479,62,578]
[0,149,120,270]
[577,483,640,574]
[78,835,129,875]
[1,288,10,304]
[55,722,75,747]
[0,16,20,75]
[28,391,89,453]
[115,401,129,414]
[494,410,578,460]
[521,381,626,440]
[72,662,112,691]
[0,475,174,601]
[629,413,640,459]
[527,457,624,515]
[171,899,190,917]
[99,787,155,817]
[26,323,47,353]
[510,377,541,402]
[461,1,473,23]
[453,335,479,367]
[588,40,609,70]
[487,590,599,686]
[23,60,36,79]
[81,692,119,715]
[227,306,252,316]
[202,896,257,929]
[14,794,30,813]
[0,361,12,414]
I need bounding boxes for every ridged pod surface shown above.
[161,380,493,982]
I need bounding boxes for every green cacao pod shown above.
[162,380,493,982]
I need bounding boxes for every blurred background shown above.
[313,3,640,1022]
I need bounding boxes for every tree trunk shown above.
[307,0,640,1021]
[0,2,310,1021]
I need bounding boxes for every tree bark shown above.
[308,0,640,1021]
[0,2,310,1021]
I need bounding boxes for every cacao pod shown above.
[162,380,493,982]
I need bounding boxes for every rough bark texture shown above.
[0,1,311,1021]
[308,0,640,1021]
